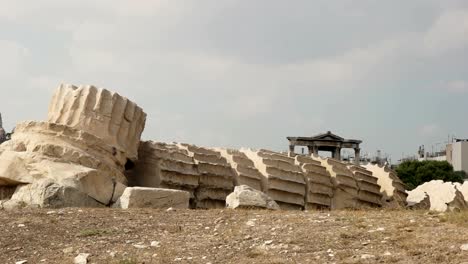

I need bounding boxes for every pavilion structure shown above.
[287,131,362,164]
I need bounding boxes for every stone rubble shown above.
[0,84,146,208]
[1,82,444,211]
[407,180,468,212]
[226,185,280,210]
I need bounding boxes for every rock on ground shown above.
[407,180,468,212]
[112,187,190,209]
[226,185,279,210]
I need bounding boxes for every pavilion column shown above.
[354,148,361,165]
[307,146,313,155]
[289,145,295,154]
[312,145,319,155]
[333,147,341,160]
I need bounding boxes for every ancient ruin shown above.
[0,113,6,144]
[407,180,468,212]
[287,131,361,164]
[1,83,466,212]
[0,84,146,209]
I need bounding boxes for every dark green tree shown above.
[395,160,464,190]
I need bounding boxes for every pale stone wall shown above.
[47,84,146,161]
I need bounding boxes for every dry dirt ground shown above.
[0,208,467,264]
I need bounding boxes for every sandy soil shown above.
[0,208,467,264]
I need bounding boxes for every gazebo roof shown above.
[287,131,362,144]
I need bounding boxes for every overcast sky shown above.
[1,0,468,162]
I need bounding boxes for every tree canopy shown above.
[395,160,464,190]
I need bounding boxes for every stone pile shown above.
[242,149,306,210]
[0,83,415,211]
[178,144,235,209]
[0,84,146,208]
[407,180,468,212]
[294,155,333,210]
[363,164,407,207]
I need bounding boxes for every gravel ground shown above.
[0,208,467,264]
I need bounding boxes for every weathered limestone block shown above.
[178,143,235,208]
[407,192,431,210]
[0,122,128,206]
[347,165,383,208]
[242,149,306,210]
[407,180,467,212]
[47,84,146,161]
[294,155,333,210]
[226,185,280,210]
[314,156,359,209]
[457,181,468,203]
[113,187,190,209]
[363,164,407,207]
[129,141,200,199]
[3,179,105,209]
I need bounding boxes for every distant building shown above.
[446,139,468,174]
[417,139,468,174]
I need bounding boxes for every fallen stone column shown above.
[242,149,306,210]
[178,144,235,209]
[347,165,383,208]
[0,84,146,208]
[47,84,146,162]
[217,148,263,191]
[313,156,359,210]
[363,164,407,208]
[294,155,333,210]
[128,141,200,202]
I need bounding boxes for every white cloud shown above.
[419,124,440,137]
[424,9,468,55]
[445,80,468,93]
[0,40,29,77]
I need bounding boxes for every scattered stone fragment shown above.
[74,253,90,264]
[407,180,468,212]
[113,187,190,209]
[226,185,279,210]
[461,243,468,251]
[62,247,74,254]
[361,254,375,259]
[15,261,27,264]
